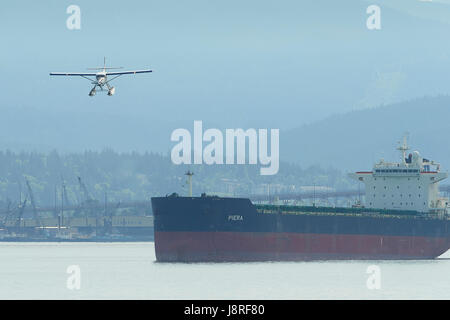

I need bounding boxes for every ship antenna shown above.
[397,133,410,163]
[185,170,194,197]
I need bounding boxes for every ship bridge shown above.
[349,138,448,214]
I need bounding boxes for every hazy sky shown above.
[2,0,450,153]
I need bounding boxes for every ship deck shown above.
[254,204,449,220]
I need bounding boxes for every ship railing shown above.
[255,204,444,220]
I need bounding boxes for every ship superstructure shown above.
[349,137,448,214]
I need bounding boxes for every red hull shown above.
[155,231,449,262]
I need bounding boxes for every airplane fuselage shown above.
[89,71,114,96]
[95,72,107,85]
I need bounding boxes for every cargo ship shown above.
[151,139,450,261]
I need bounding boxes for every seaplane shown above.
[49,58,152,96]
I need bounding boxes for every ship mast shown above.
[397,134,410,164]
[185,170,194,197]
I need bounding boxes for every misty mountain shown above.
[282,95,450,171]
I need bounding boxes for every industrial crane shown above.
[25,178,44,231]
[78,176,94,203]
[25,179,38,220]
[14,198,27,229]
[77,176,100,222]
[61,175,71,207]
[0,198,12,227]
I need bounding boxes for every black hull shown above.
[152,196,450,262]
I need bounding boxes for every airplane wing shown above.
[105,69,152,76]
[49,72,98,76]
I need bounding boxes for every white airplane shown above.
[50,58,152,96]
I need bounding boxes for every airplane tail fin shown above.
[87,58,123,71]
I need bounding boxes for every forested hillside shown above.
[0,150,354,207]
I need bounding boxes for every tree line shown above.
[0,149,356,208]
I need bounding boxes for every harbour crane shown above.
[78,176,93,203]
[25,178,44,230]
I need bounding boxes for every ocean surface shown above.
[0,242,449,300]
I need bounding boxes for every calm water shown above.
[0,242,449,300]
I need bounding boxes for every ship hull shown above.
[152,196,450,262]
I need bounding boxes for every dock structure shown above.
[0,200,153,240]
